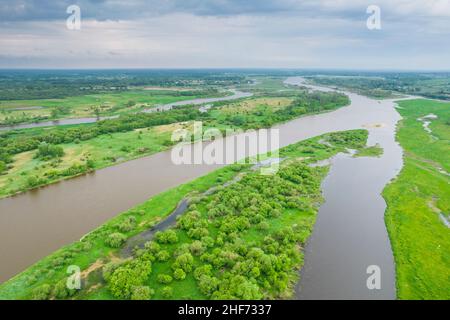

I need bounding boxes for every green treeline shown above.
[224,91,349,129]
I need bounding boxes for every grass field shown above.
[0,90,218,125]
[0,130,370,300]
[0,124,181,198]
[0,88,348,199]
[383,99,450,300]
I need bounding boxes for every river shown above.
[0,77,404,300]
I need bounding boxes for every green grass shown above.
[0,163,242,299]
[354,144,383,158]
[0,129,370,300]
[0,88,349,199]
[383,99,450,300]
[0,90,217,125]
[0,125,176,198]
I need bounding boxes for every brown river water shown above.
[0,78,406,300]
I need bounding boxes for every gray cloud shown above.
[0,0,449,69]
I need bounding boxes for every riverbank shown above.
[0,76,397,286]
[0,130,371,300]
[0,90,347,199]
[383,99,450,299]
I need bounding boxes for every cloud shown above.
[0,0,449,69]
[2,0,450,21]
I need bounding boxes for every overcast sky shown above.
[1,0,450,70]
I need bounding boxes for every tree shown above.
[172,253,194,273]
[194,264,213,280]
[155,250,170,262]
[36,142,64,160]
[131,286,153,300]
[105,232,127,248]
[157,274,173,284]
[102,261,123,282]
[189,240,205,256]
[173,268,186,281]
[53,279,76,299]
[109,260,152,299]
[31,284,52,300]
[198,275,219,297]
[155,230,178,244]
[161,286,173,298]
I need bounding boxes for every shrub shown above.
[161,286,173,298]
[117,216,136,233]
[36,142,64,160]
[26,176,47,188]
[144,241,160,253]
[0,161,6,174]
[173,268,186,281]
[130,286,153,300]
[155,230,178,244]
[157,274,173,284]
[155,250,170,262]
[194,265,213,281]
[172,253,194,273]
[102,261,124,282]
[105,232,127,248]
[31,284,52,300]
[189,240,205,256]
[257,221,270,230]
[198,275,219,297]
[109,260,152,299]
[53,279,76,299]
[187,227,209,239]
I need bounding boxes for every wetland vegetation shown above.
[383,99,450,300]
[0,130,371,300]
[0,76,349,198]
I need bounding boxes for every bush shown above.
[26,176,47,188]
[144,241,160,253]
[117,216,136,233]
[102,261,124,282]
[257,221,270,230]
[0,161,6,174]
[130,286,153,300]
[157,274,173,284]
[53,279,76,299]
[36,142,64,160]
[105,232,127,248]
[161,286,173,298]
[155,250,170,262]
[31,284,52,300]
[189,240,205,256]
[172,253,194,273]
[109,260,152,299]
[173,268,186,281]
[155,230,178,244]
[194,265,213,281]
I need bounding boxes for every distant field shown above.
[308,74,450,100]
[0,90,219,125]
[383,99,450,299]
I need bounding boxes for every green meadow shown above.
[383,99,450,299]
